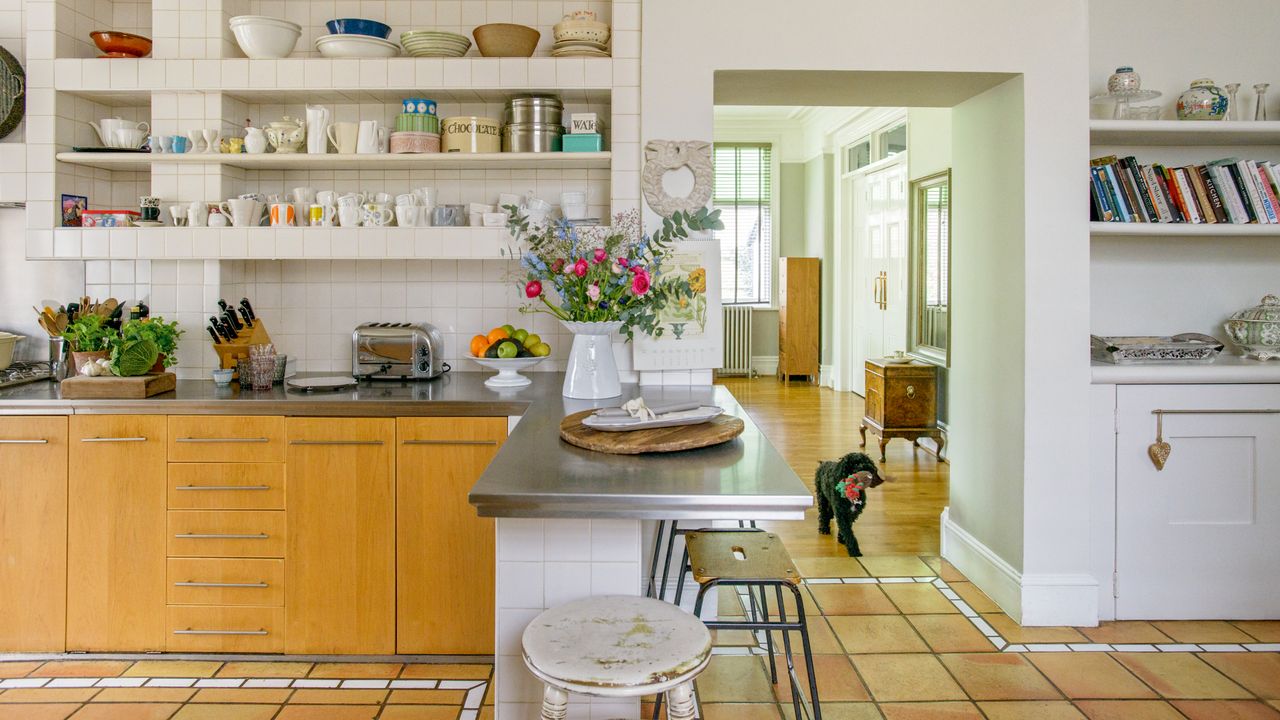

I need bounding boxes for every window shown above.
[714,143,773,305]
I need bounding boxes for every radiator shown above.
[719,305,754,376]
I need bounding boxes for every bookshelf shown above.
[1089,222,1280,237]
[1090,120,1280,147]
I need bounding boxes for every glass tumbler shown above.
[250,353,277,391]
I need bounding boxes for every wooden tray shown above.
[559,409,744,454]
[61,372,176,399]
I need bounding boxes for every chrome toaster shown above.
[352,322,446,380]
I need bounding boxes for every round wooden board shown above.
[559,409,745,454]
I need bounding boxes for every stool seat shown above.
[522,595,711,695]
[685,530,801,585]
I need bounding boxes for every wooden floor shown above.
[716,375,949,556]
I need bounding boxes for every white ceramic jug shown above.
[306,105,332,154]
[356,121,388,154]
[244,125,268,154]
[91,117,148,147]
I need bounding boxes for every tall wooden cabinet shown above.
[778,257,820,383]
[0,417,68,651]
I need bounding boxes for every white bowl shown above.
[468,355,546,388]
[315,34,400,58]
[229,15,301,58]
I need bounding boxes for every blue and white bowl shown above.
[402,98,438,116]
[325,18,391,39]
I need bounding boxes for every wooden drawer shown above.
[167,605,284,652]
[883,376,936,429]
[167,511,286,558]
[167,416,286,463]
[864,370,885,426]
[167,558,284,607]
[168,464,285,510]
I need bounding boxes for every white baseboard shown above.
[819,364,834,388]
[941,508,1099,627]
[750,355,778,377]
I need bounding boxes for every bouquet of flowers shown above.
[506,207,722,340]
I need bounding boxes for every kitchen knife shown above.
[210,317,232,341]
[207,325,221,344]
[595,401,704,418]
[220,318,238,339]
[217,299,229,312]
[223,308,243,332]
[238,306,254,328]
[240,298,256,321]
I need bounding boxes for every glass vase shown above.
[1255,83,1270,121]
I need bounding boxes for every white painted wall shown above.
[907,108,953,181]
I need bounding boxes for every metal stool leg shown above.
[673,545,690,606]
[647,520,667,598]
[775,585,801,720]
[789,583,822,720]
[540,684,568,720]
[658,520,680,601]
[756,584,777,683]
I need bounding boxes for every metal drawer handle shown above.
[81,437,147,443]
[289,440,384,446]
[175,580,269,588]
[174,533,269,540]
[177,437,271,444]
[0,439,48,444]
[402,439,497,446]
[173,629,268,636]
[906,385,916,399]
[176,485,271,492]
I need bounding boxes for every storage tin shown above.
[441,116,502,153]
[562,132,603,152]
[504,95,564,125]
[502,122,565,152]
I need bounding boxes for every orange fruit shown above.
[486,327,509,344]
[469,334,489,357]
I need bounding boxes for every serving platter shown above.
[559,408,745,454]
[286,375,358,392]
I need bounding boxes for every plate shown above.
[582,405,725,432]
[286,375,358,392]
[133,220,163,227]
[315,34,400,58]
[551,48,610,57]
[72,146,151,153]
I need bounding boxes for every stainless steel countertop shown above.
[0,372,813,521]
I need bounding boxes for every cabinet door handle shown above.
[0,438,48,444]
[402,439,497,446]
[176,437,270,444]
[81,437,147,443]
[289,440,384,446]
[174,580,269,588]
[173,629,268,636]
[175,485,271,492]
[174,533,269,540]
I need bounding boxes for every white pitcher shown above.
[356,120,388,154]
[306,105,332,154]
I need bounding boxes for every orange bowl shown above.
[472,23,539,57]
[90,31,152,57]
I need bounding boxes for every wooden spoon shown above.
[36,315,58,338]
[55,312,69,334]
[103,298,119,314]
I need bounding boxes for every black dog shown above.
[815,452,886,557]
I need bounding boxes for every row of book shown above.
[1089,155,1280,224]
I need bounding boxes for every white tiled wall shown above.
[0,0,27,204]
[55,0,151,59]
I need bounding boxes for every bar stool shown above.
[647,519,759,600]
[522,594,712,720]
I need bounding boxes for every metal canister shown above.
[502,123,565,152]
[504,95,564,125]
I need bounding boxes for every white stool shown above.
[522,594,712,720]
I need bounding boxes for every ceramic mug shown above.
[308,204,325,227]
[413,186,436,206]
[138,195,161,222]
[269,202,295,227]
[221,198,262,228]
[395,193,416,207]
[431,205,462,226]
[356,120,388,154]
[316,190,337,207]
[208,211,229,228]
[327,122,359,154]
[171,135,189,153]
[187,201,208,227]
[361,203,394,227]
[338,205,361,227]
[395,204,420,228]
[114,128,148,149]
[370,191,392,204]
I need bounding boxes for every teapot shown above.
[264,116,306,154]
[244,123,268,154]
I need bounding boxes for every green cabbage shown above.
[110,337,159,376]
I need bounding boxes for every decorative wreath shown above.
[641,140,714,217]
[836,472,872,509]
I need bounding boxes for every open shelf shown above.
[55,151,612,172]
[1090,119,1280,146]
[1090,221,1280,237]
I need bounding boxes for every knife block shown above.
[211,321,274,373]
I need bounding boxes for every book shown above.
[1115,161,1146,221]
[1185,166,1218,224]
[1208,164,1244,223]
[1141,165,1173,222]
[1151,164,1184,222]
[1252,161,1280,223]
[1222,162,1258,222]
[1124,157,1160,222]
[1089,166,1114,221]
[1195,166,1228,223]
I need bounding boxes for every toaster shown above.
[352,322,446,380]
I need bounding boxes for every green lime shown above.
[530,342,551,357]
[513,329,529,343]
[501,324,516,335]
[497,341,518,359]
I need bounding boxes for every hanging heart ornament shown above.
[1148,412,1170,471]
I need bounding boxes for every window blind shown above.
[713,143,773,305]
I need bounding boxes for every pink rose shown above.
[525,280,542,298]
[610,261,624,275]
[587,283,600,301]
[550,258,565,273]
[616,257,629,268]
[631,271,650,295]
[593,248,608,264]
[573,259,589,277]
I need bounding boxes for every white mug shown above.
[560,191,586,206]
[413,186,437,207]
[395,193,416,207]
[338,205,361,227]
[187,201,208,227]
[220,198,262,228]
[361,203,394,227]
[356,120,388,154]
[327,122,359,154]
[291,186,316,204]
[208,211,229,227]
[337,193,364,208]
[316,190,337,207]
[395,204,420,228]
[371,191,392,204]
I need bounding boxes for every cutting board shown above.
[61,372,177,399]
[559,409,745,454]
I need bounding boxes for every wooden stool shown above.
[522,595,712,720]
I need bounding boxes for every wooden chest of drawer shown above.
[167,416,286,463]
[167,510,286,558]
[167,605,284,652]
[864,359,938,430]
[167,558,284,607]
[168,464,285,510]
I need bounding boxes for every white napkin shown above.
[621,396,656,421]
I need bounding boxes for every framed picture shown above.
[633,239,723,371]
[61,194,87,227]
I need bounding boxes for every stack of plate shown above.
[551,17,610,57]
[400,30,471,57]
[551,39,609,57]
[315,33,399,57]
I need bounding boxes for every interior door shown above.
[882,164,909,354]
[847,172,870,395]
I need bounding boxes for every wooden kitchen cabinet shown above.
[67,414,167,651]
[0,416,67,651]
[285,417,396,654]
[396,417,506,654]
[778,257,820,383]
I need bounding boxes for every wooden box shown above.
[860,359,944,461]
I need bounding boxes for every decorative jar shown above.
[1224,294,1280,360]
[1177,79,1229,121]
[1107,66,1141,93]
[561,320,623,399]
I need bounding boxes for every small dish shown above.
[326,18,392,39]
[286,375,359,392]
[133,220,163,227]
[212,368,234,386]
[90,30,152,57]
[468,355,545,388]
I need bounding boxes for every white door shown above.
[1115,384,1280,619]
[881,164,909,355]
[850,159,908,395]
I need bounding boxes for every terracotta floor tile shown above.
[1230,621,1280,642]
[696,656,775,702]
[122,661,221,678]
[719,587,746,615]
[908,615,998,653]
[779,702,881,720]
[858,556,935,578]
[1079,622,1172,645]
[794,557,869,578]
[171,706,280,720]
[770,586,822,619]
[713,628,760,646]
[189,689,291,704]
[801,616,848,654]
[772,653,871,703]
[288,689,389,704]
[938,654,1060,701]
[0,662,43,678]
[1172,700,1280,720]
[30,662,132,679]
[385,690,466,704]
[1026,652,1156,699]
[938,561,968,583]
[829,615,929,654]
[0,705,80,720]
[881,585,958,615]
[274,708,378,720]
[877,701,982,719]
[307,663,403,679]
[980,614,1086,644]
[0,689,99,703]
[851,654,966,702]
[701,703,783,720]
[1200,652,1280,698]
[399,664,492,680]
[91,688,195,703]
[946,582,1000,614]
[977,701,1086,719]
[1075,700,1185,720]
[1151,621,1255,644]
[68,704,180,720]
[1111,652,1251,699]
[808,584,898,616]
[215,662,313,678]
[378,707,465,720]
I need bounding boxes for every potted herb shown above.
[62,314,113,375]
[106,317,185,376]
